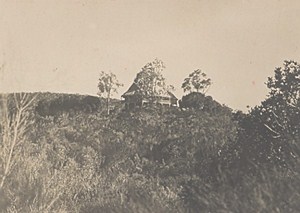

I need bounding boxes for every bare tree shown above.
[0,93,36,189]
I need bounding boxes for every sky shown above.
[1,0,300,111]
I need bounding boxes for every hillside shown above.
[0,92,299,212]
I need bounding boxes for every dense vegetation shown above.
[1,60,300,212]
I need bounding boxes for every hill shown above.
[0,92,299,212]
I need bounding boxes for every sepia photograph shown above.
[0,0,300,212]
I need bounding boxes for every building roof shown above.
[122,83,178,100]
[167,91,178,100]
[121,83,142,97]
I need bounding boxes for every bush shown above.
[179,92,231,115]
[35,93,102,116]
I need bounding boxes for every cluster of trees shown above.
[0,60,299,212]
[98,58,212,113]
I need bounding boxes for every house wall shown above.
[124,96,142,109]
[157,98,171,105]
[170,99,178,106]
[124,95,178,109]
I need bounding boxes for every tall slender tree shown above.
[98,71,123,115]
[0,93,36,189]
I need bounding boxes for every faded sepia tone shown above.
[1,0,300,111]
[1,1,300,213]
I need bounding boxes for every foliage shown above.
[182,69,212,94]
[179,92,231,115]
[267,60,300,107]
[262,60,300,141]
[0,92,240,212]
[0,93,36,189]
[134,59,174,100]
[229,60,300,170]
[181,164,300,213]
[98,71,123,115]
[35,93,102,116]
[1,58,300,213]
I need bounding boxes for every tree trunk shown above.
[106,92,110,115]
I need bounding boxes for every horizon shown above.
[1,0,300,111]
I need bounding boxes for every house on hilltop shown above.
[122,83,178,109]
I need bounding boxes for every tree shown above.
[98,71,123,115]
[267,60,300,108]
[235,60,300,167]
[179,92,228,114]
[260,60,300,140]
[0,93,37,190]
[134,58,173,100]
[262,61,300,164]
[182,69,212,94]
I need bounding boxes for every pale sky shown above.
[1,0,300,111]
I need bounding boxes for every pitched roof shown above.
[167,91,178,100]
[122,83,177,100]
[121,83,142,97]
